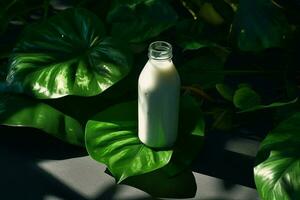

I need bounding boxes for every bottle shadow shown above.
[120,167,197,199]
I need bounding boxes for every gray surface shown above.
[38,157,259,200]
[1,126,260,200]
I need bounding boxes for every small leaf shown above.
[254,112,300,200]
[7,8,131,98]
[233,85,298,113]
[216,83,234,101]
[107,0,178,43]
[233,86,261,110]
[0,93,84,146]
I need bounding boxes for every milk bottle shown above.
[138,41,180,148]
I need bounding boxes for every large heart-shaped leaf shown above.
[0,93,84,146]
[85,101,172,183]
[7,8,131,98]
[86,95,205,182]
[254,113,300,200]
[107,0,178,43]
[232,0,290,51]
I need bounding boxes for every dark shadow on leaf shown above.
[43,72,137,124]
[282,174,300,199]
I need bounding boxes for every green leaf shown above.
[233,85,298,112]
[0,93,84,146]
[238,98,298,113]
[7,8,132,98]
[107,0,178,43]
[85,95,205,182]
[233,86,261,110]
[179,51,225,89]
[85,101,172,183]
[216,83,234,101]
[254,112,300,200]
[232,0,290,51]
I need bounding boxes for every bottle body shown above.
[138,44,180,148]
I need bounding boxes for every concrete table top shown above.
[0,126,260,200]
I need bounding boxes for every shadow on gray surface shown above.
[0,125,161,200]
[95,183,156,200]
[0,125,88,200]
[0,125,87,160]
[0,125,259,200]
[191,131,258,189]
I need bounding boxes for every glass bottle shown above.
[138,41,180,148]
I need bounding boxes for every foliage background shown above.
[0,0,300,199]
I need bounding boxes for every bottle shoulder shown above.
[140,60,179,75]
[138,61,180,90]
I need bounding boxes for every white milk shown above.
[138,41,180,148]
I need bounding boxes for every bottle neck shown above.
[148,41,172,61]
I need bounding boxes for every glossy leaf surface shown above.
[0,94,84,146]
[86,95,205,182]
[86,101,172,183]
[7,8,131,98]
[254,113,300,200]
